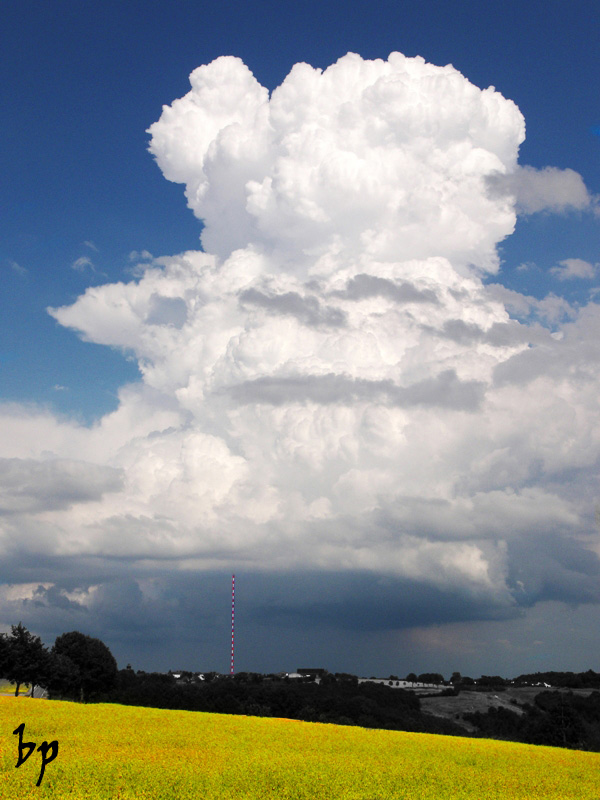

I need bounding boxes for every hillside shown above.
[100,669,600,751]
[421,687,594,732]
[2,698,600,799]
[422,687,600,749]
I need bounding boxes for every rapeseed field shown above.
[1,697,599,799]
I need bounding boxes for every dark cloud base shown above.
[0,568,514,668]
[3,557,600,676]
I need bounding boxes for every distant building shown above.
[357,677,446,693]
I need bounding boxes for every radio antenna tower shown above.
[230,574,235,675]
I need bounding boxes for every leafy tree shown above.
[478,674,507,687]
[320,671,337,685]
[418,673,445,684]
[3,622,48,696]
[529,691,585,748]
[45,651,81,699]
[52,631,117,702]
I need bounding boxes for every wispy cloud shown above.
[71,255,95,273]
[550,258,598,281]
[6,259,28,277]
[128,250,153,262]
[71,255,108,278]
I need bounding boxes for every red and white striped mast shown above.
[230,574,235,675]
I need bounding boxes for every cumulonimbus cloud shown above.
[2,52,600,638]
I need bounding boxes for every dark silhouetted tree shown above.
[478,675,507,687]
[52,631,117,702]
[45,651,81,699]
[418,673,444,684]
[4,623,48,696]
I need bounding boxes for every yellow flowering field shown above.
[1,697,599,799]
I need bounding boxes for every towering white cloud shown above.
[148,53,524,272]
[2,53,600,640]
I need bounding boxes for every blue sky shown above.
[2,0,599,419]
[0,0,600,421]
[1,0,599,677]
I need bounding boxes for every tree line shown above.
[0,623,117,701]
[107,668,464,736]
